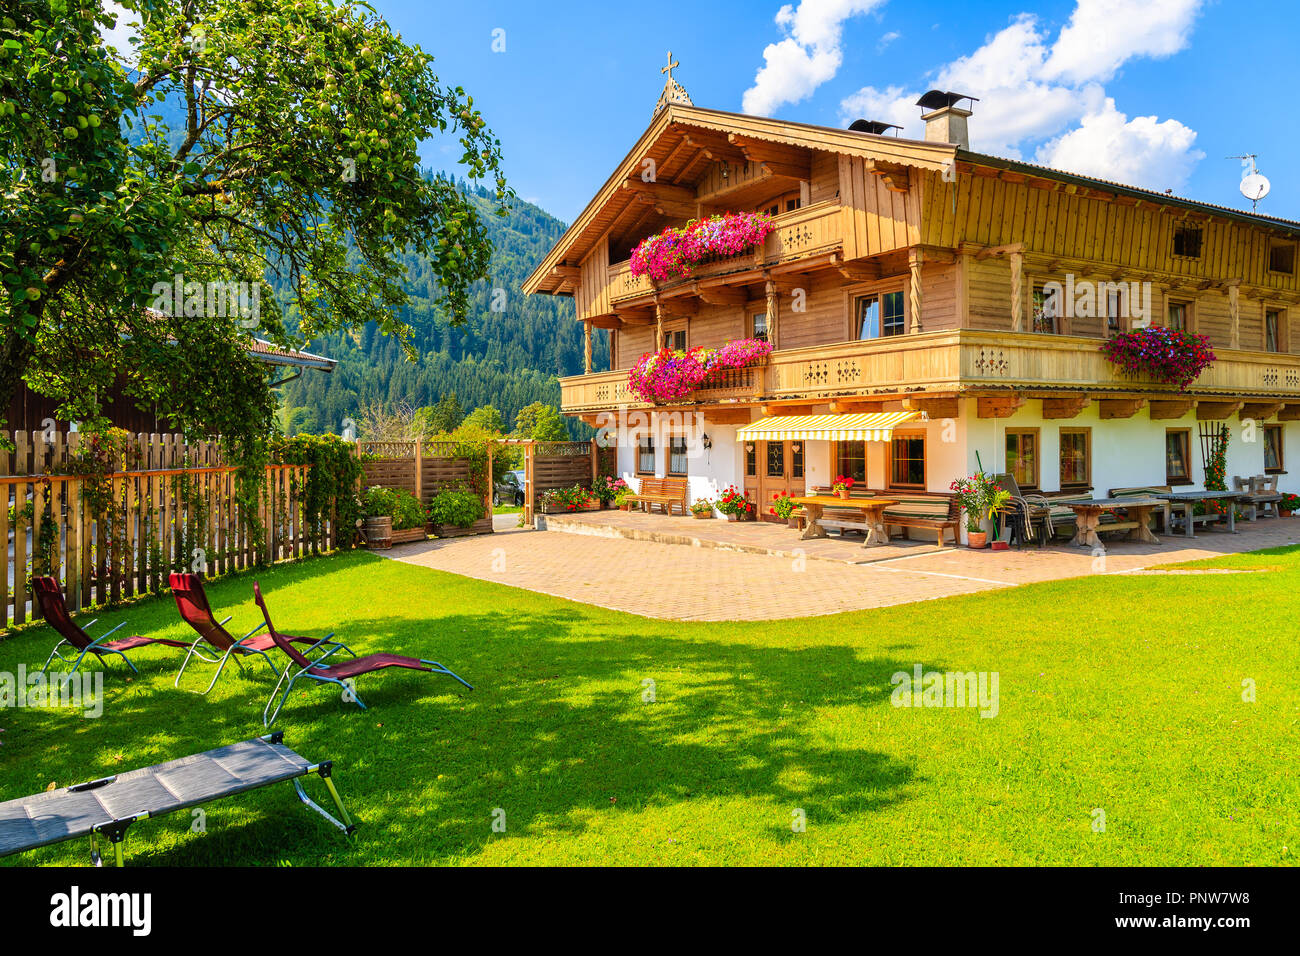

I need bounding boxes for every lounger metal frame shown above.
[39,619,136,677]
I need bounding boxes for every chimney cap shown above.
[916,90,978,111]
[848,119,903,136]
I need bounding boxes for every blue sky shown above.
[374,0,1296,226]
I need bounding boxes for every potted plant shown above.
[614,487,635,511]
[770,491,800,529]
[689,499,715,519]
[950,472,1001,549]
[427,485,486,538]
[1280,492,1299,518]
[716,484,755,521]
[361,486,428,548]
[831,475,855,500]
[594,475,628,509]
[987,488,1012,550]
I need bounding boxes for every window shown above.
[750,311,769,343]
[1172,224,1202,259]
[766,441,786,478]
[637,436,655,475]
[889,433,926,489]
[662,328,687,351]
[1167,301,1189,332]
[1165,429,1191,485]
[836,441,866,485]
[757,192,801,218]
[745,442,757,477]
[791,442,804,479]
[1006,429,1040,491]
[668,436,688,476]
[1059,428,1091,490]
[1105,288,1125,338]
[854,291,905,339]
[1032,284,1059,334]
[1264,425,1284,474]
[1269,241,1296,275]
[1266,309,1282,353]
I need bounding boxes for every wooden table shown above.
[1155,490,1241,538]
[1060,497,1163,551]
[791,496,898,548]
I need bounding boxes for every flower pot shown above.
[1282,509,1293,518]
[836,489,850,500]
[966,530,988,549]
[619,503,631,512]
[990,540,1010,551]
[692,510,714,519]
[786,517,801,529]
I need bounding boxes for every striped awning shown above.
[737,410,921,442]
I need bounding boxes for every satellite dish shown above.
[1240,172,1271,203]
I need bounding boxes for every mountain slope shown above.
[277,184,606,435]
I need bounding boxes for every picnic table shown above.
[1059,496,1163,551]
[791,496,897,547]
[1154,490,1241,538]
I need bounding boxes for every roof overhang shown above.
[522,105,957,297]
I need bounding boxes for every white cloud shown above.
[1035,98,1204,191]
[742,0,887,116]
[837,0,1206,187]
[1043,0,1204,85]
[99,2,139,63]
[877,30,900,52]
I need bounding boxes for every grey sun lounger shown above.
[0,733,355,866]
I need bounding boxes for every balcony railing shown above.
[560,330,1300,412]
[606,200,844,305]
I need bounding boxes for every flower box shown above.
[390,526,429,545]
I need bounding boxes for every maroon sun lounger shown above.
[254,581,472,726]
[32,576,194,678]
[169,572,354,695]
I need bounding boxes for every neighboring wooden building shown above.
[4,338,336,435]
[523,72,1300,522]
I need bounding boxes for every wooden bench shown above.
[626,477,689,516]
[881,495,961,547]
[1234,475,1282,520]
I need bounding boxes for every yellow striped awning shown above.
[737,410,921,442]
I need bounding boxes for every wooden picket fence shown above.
[2,430,340,630]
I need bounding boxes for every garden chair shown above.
[32,576,194,677]
[169,572,354,695]
[254,581,473,726]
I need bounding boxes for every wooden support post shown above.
[1099,398,1147,420]
[764,277,779,348]
[413,440,423,505]
[655,301,664,348]
[485,440,494,524]
[908,248,924,333]
[1010,250,1024,332]
[584,320,593,374]
[1228,281,1241,350]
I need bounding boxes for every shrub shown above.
[362,486,427,531]
[428,487,486,529]
[540,485,597,511]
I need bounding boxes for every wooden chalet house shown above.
[523,68,1300,527]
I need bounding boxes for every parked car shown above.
[494,470,526,507]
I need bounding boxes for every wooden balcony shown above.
[561,330,1300,413]
[606,200,844,305]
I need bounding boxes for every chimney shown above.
[916,90,978,150]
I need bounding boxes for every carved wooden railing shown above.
[561,331,1300,412]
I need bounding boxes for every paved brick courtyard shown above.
[383,512,1300,621]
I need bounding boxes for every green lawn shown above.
[1,545,1297,866]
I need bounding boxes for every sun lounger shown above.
[0,733,354,866]
[32,576,193,678]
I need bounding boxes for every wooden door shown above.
[753,441,805,520]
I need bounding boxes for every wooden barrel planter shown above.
[364,516,393,550]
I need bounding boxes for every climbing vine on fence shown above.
[274,433,365,552]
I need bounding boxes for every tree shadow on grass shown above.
[0,552,964,865]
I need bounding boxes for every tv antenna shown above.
[1228,154,1270,211]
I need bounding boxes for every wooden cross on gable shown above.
[653,51,692,116]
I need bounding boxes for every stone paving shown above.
[382,510,1300,622]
